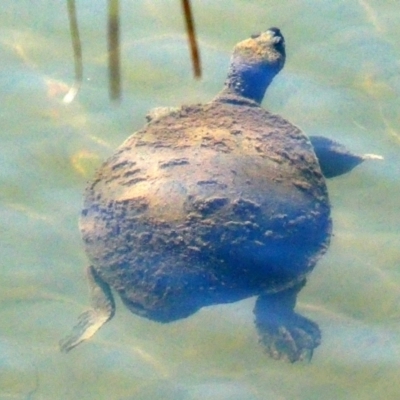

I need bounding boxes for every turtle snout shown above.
[266,27,285,44]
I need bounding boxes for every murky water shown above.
[1,1,400,399]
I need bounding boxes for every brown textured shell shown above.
[80,97,331,322]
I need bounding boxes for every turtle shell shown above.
[80,97,331,322]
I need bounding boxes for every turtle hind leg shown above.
[254,279,321,363]
[59,265,115,353]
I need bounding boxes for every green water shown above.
[1,1,400,399]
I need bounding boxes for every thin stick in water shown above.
[108,0,121,101]
[181,0,201,78]
[64,0,83,104]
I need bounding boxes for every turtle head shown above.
[221,28,286,104]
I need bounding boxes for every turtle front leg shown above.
[59,265,115,352]
[254,279,321,362]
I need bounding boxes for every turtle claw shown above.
[362,153,384,160]
[59,309,111,352]
[145,106,179,122]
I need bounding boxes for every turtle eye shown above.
[251,32,261,39]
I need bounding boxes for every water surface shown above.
[1,1,400,399]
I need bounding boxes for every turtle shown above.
[60,27,381,362]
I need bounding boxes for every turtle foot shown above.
[256,311,321,362]
[254,280,321,362]
[60,266,115,352]
[309,135,383,178]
